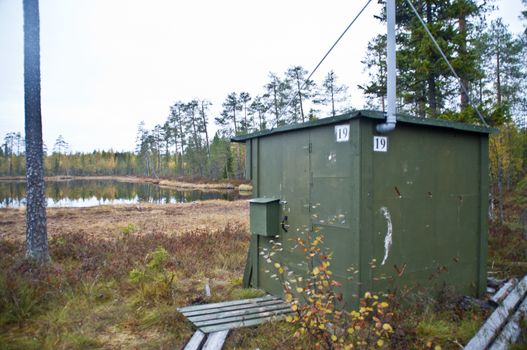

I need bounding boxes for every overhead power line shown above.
[304,0,374,85]
[275,0,373,127]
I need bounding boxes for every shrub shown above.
[264,232,394,349]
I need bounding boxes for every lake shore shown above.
[0,175,253,192]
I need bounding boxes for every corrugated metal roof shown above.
[231,110,494,142]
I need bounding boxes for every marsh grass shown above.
[1,187,525,349]
[0,217,250,349]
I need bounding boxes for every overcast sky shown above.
[0,0,524,153]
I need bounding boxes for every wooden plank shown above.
[182,298,283,317]
[489,297,527,350]
[183,330,206,350]
[490,279,517,306]
[464,275,527,350]
[188,303,292,323]
[200,314,287,333]
[183,299,285,318]
[195,307,292,328]
[202,330,229,350]
[178,295,277,313]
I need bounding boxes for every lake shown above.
[0,179,244,208]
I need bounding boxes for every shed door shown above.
[309,125,358,305]
[279,131,311,280]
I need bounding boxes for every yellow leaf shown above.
[284,293,293,302]
[313,267,320,275]
[291,304,298,311]
[274,262,281,268]
[285,315,293,322]
[296,287,303,293]
[377,339,384,347]
[434,346,442,350]
[331,335,337,341]
[382,323,393,332]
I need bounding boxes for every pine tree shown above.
[262,73,290,127]
[168,102,186,175]
[249,95,269,131]
[23,0,49,263]
[285,66,316,123]
[239,92,252,133]
[316,70,349,117]
[53,135,69,175]
[216,92,242,136]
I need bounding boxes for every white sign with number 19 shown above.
[335,124,350,142]
[373,136,388,152]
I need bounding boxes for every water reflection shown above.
[0,180,243,208]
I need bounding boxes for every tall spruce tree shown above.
[363,0,489,119]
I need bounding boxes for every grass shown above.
[1,177,526,349]
[0,202,251,349]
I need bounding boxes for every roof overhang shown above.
[231,110,496,143]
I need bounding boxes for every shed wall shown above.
[244,116,488,308]
[360,119,487,296]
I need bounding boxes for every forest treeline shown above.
[1,1,526,217]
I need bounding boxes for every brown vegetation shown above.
[1,174,525,349]
[0,201,250,349]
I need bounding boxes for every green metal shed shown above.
[232,110,492,308]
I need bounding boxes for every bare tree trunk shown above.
[459,15,469,110]
[497,161,505,225]
[426,1,437,117]
[496,34,502,108]
[294,70,305,122]
[24,0,49,263]
[200,102,210,155]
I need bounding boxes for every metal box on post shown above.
[249,198,280,237]
[233,110,493,309]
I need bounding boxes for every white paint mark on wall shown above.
[380,206,393,266]
[328,151,336,163]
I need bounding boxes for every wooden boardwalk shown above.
[178,294,292,334]
[465,275,527,349]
